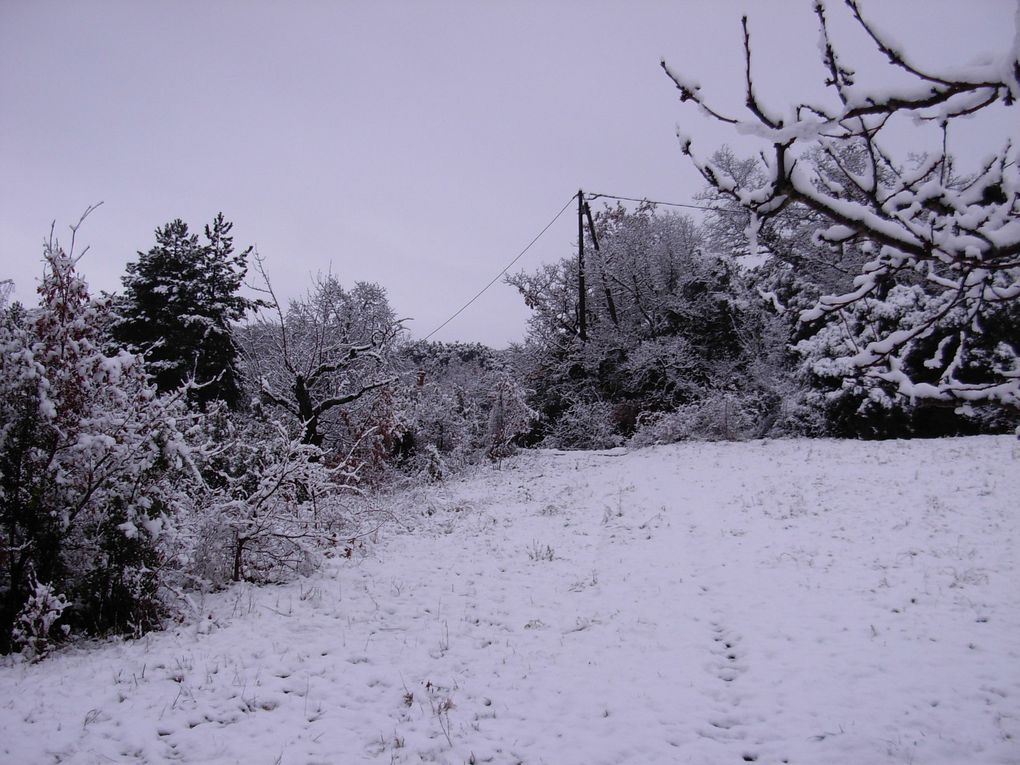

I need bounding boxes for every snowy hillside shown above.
[2,436,1018,765]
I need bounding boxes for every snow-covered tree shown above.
[699,145,871,300]
[662,0,1020,413]
[797,281,1020,436]
[245,264,404,452]
[509,206,761,445]
[697,142,1016,438]
[1,222,190,651]
[698,145,883,436]
[116,213,257,409]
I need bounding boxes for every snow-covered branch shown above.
[664,0,1020,409]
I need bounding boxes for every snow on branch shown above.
[663,0,1020,409]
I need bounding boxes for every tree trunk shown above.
[293,375,322,447]
[232,536,246,582]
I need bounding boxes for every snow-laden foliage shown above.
[5,220,507,654]
[540,396,622,450]
[0,230,190,651]
[698,143,1014,437]
[631,396,757,446]
[401,383,477,478]
[179,410,359,586]
[394,343,498,479]
[116,214,258,409]
[485,372,538,460]
[662,0,1020,413]
[10,577,68,661]
[798,281,1020,436]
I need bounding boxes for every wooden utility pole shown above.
[577,189,587,342]
[583,199,619,327]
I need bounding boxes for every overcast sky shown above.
[2,0,1016,346]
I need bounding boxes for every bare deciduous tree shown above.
[245,257,404,448]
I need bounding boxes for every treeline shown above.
[509,152,1018,448]
[2,141,1017,657]
[0,214,534,657]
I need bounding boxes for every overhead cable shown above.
[417,189,745,342]
[418,194,577,343]
[588,191,747,214]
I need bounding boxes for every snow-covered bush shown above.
[416,443,449,483]
[541,398,623,450]
[400,385,476,476]
[389,342,504,477]
[10,578,69,661]
[486,373,538,460]
[181,411,357,586]
[798,282,1019,437]
[1,223,190,652]
[630,394,757,445]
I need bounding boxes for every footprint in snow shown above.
[708,622,745,684]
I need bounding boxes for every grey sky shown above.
[1,0,1015,346]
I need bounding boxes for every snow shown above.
[659,60,701,100]
[2,436,1019,764]
[757,288,786,314]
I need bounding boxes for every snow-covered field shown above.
[2,436,1018,765]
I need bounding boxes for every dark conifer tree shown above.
[116,213,256,408]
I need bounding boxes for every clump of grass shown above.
[527,541,555,561]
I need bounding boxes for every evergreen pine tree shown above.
[116,214,256,408]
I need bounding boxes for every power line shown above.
[417,193,577,343]
[415,188,744,344]
[588,191,747,214]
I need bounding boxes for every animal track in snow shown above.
[708,621,746,684]
[695,620,751,744]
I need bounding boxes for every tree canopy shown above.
[116,213,257,408]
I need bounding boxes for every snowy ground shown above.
[2,436,1018,765]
